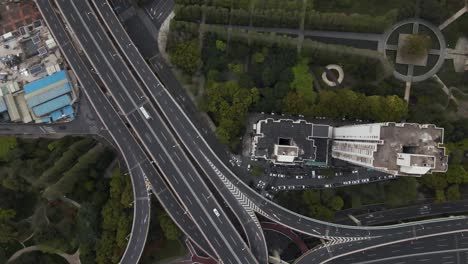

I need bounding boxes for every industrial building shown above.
[331,123,448,176]
[251,118,331,166]
[23,70,75,123]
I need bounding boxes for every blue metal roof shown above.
[32,94,70,116]
[62,105,74,116]
[23,70,67,94]
[50,105,75,122]
[0,96,7,113]
[26,83,71,108]
[50,109,63,122]
[41,116,52,123]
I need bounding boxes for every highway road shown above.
[36,1,216,262]
[333,231,468,264]
[335,200,468,226]
[39,0,468,263]
[54,1,258,263]
[93,1,269,263]
[294,220,468,263]
[91,0,468,243]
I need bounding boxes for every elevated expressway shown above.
[51,0,261,263]
[36,0,216,262]
[94,0,468,242]
[38,0,468,263]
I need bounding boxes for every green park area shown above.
[167,0,468,219]
[0,137,183,264]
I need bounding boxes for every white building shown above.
[331,123,448,176]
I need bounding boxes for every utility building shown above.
[332,123,448,176]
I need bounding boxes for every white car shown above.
[296,175,303,179]
[324,184,331,188]
[213,208,220,217]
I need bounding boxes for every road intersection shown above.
[32,1,468,263]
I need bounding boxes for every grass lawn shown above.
[314,0,414,16]
[0,137,17,160]
[154,240,187,263]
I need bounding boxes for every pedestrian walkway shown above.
[439,6,468,30]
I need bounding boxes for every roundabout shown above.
[379,18,447,83]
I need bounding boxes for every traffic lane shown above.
[125,108,255,264]
[294,221,468,264]
[338,249,468,264]
[144,0,174,27]
[68,2,258,262]
[94,4,268,263]
[333,232,468,264]
[37,0,214,259]
[37,2,151,263]
[56,0,146,115]
[355,201,468,226]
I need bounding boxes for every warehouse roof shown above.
[23,70,67,94]
[26,82,71,108]
[32,94,70,116]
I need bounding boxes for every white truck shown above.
[139,106,151,119]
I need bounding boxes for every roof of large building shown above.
[50,105,74,122]
[32,94,70,117]
[26,82,71,108]
[373,123,448,175]
[332,123,448,176]
[252,118,331,165]
[23,70,67,94]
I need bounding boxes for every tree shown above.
[158,212,181,240]
[446,184,461,201]
[251,166,263,177]
[302,190,320,205]
[290,58,316,104]
[0,208,15,221]
[204,81,259,147]
[401,34,431,59]
[95,231,116,264]
[115,215,131,248]
[385,177,418,207]
[282,92,310,116]
[169,40,200,74]
[435,189,446,203]
[215,40,226,51]
[382,95,408,121]
[327,196,344,211]
[445,165,468,184]
[421,173,448,190]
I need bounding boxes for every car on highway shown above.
[213,208,220,217]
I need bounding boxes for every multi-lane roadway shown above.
[52,0,260,263]
[36,1,217,262]
[36,0,468,263]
